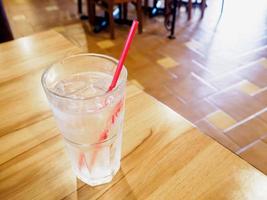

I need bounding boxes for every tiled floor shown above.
[3,0,267,174]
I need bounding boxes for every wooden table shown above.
[0,31,267,200]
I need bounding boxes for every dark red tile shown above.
[208,73,243,90]
[165,74,216,102]
[259,111,267,123]
[209,88,265,121]
[203,59,240,75]
[195,119,240,152]
[167,65,192,79]
[225,117,267,148]
[160,94,185,114]
[168,60,215,81]
[262,135,267,144]
[239,141,267,174]
[174,99,218,123]
[132,65,172,87]
[238,63,267,87]
[145,85,174,101]
[254,90,267,106]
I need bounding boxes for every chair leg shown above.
[201,0,206,18]
[188,0,192,20]
[136,0,143,33]
[0,0,13,43]
[123,3,128,21]
[87,0,95,26]
[177,0,182,9]
[78,0,82,15]
[108,2,115,39]
[144,0,148,14]
[118,4,122,20]
[168,0,178,39]
[153,0,157,7]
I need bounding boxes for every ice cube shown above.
[72,84,97,99]
[53,79,86,96]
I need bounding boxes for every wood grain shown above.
[0,31,267,200]
[0,31,82,137]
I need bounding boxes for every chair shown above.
[165,0,207,39]
[98,0,143,39]
[0,0,13,43]
[182,0,206,20]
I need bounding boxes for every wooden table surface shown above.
[0,31,267,200]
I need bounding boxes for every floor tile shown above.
[184,39,204,57]
[225,117,267,148]
[157,56,179,69]
[206,110,236,130]
[165,74,216,102]
[167,65,192,79]
[201,57,239,75]
[208,73,243,90]
[262,135,267,143]
[259,111,267,123]
[173,99,218,123]
[96,40,115,49]
[196,119,240,152]
[209,88,265,121]
[254,89,267,106]
[45,5,59,12]
[238,62,267,87]
[237,80,261,96]
[145,85,174,101]
[160,94,185,113]
[12,15,26,21]
[259,57,267,69]
[239,141,267,174]
[132,65,172,88]
[190,60,215,80]
[168,60,215,81]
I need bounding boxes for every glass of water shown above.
[41,53,127,186]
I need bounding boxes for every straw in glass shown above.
[78,20,139,172]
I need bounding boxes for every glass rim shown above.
[41,53,127,101]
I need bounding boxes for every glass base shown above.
[75,165,120,186]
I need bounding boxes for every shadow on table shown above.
[68,169,137,199]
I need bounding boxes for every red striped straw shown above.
[108,20,139,91]
[79,20,139,171]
